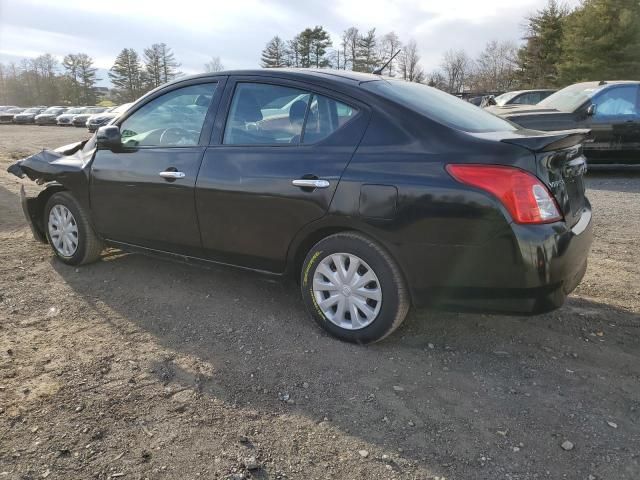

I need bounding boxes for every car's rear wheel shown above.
[44,192,103,265]
[300,232,410,344]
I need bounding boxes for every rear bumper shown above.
[407,201,593,314]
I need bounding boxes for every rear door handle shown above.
[292,179,330,189]
[159,171,186,179]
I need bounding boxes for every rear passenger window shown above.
[223,83,309,145]
[302,95,357,144]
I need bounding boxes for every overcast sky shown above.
[0,0,580,86]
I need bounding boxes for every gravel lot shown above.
[1,124,639,479]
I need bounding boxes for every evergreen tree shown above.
[355,28,378,72]
[109,48,145,102]
[309,26,332,68]
[144,43,180,89]
[76,54,98,104]
[516,0,569,87]
[261,36,288,68]
[558,0,640,84]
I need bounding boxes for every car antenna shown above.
[372,50,402,75]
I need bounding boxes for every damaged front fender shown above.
[8,138,97,241]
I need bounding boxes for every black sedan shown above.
[8,69,592,343]
[13,107,46,124]
[487,81,640,166]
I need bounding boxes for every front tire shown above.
[300,232,410,344]
[44,192,103,265]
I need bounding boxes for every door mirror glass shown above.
[586,104,596,116]
[96,125,122,150]
[119,82,217,147]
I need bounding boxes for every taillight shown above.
[446,164,562,224]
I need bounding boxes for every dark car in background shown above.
[491,89,556,107]
[488,81,640,166]
[86,103,132,132]
[13,107,46,124]
[72,107,108,127]
[8,70,592,343]
[0,107,25,123]
[56,107,88,126]
[35,107,68,125]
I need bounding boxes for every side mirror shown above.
[586,104,596,116]
[96,125,121,150]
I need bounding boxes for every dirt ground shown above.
[0,124,638,480]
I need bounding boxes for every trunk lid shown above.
[500,129,589,227]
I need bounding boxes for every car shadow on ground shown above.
[52,248,640,477]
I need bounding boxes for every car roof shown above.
[169,68,383,88]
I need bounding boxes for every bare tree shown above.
[398,40,425,82]
[472,40,518,91]
[379,32,402,76]
[341,27,359,70]
[441,49,472,93]
[204,56,225,72]
[426,70,448,90]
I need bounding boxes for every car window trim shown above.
[114,77,227,149]
[217,77,363,148]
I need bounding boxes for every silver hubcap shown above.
[313,253,382,330]
[48,204,78,257]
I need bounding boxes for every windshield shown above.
[538,83,601,112]
[67,108,87,114]
[88,107,106,114]
[43,108,64,114]
[362,79,516,133]
[24,108,41,113]
[494,91,520,106]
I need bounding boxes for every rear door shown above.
[195,76,370,272]
[90,79,224,256]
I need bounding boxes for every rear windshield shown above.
[362,80,517,133]
[538,83,601,112]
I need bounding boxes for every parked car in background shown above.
[8,70,592,344]
[86,103,132,132]
[0,107,25,123]
[490,89,556,107]
[35,107,68,125]
[13,107,46,124]
[72,107,108,127]
[487,81,640,166]
[0,105,19,112]
[56,107,88,126]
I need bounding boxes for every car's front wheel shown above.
[44,192,103,265]
[300,232,410,344]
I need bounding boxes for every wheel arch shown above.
[286,222,413,305]
[26,184,69,242]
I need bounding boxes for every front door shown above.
[195,78,370,272]
[90,80,223,256]
[585,84,640,165]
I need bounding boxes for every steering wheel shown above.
[159,127,193,145]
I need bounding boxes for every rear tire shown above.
[44,192,103,266]
[300,232,410,344]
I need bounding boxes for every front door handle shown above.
[159,171,186,179]
[292,179,330,189]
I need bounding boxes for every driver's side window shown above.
[119,82,217,147]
